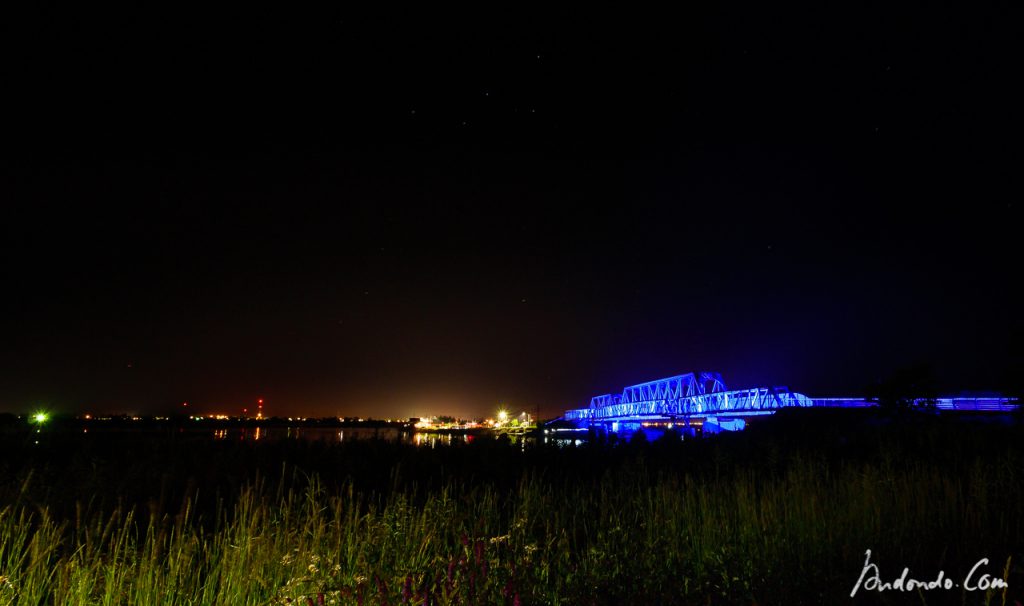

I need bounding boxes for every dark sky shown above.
[2,4,1020,418]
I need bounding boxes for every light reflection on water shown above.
[413,432,471,448]
[203,427,491,445]
[222,427,415,442]
[66,426,583,447]
[204,427,550,446]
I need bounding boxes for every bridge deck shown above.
[564,372,1018,425]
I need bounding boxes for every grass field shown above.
[1,410,1021,605]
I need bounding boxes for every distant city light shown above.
[32,412,48,424]
[498,410,508,422]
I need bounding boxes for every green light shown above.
[32,412,48,424]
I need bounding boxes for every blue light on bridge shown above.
[560,371,1018,435]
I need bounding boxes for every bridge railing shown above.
[566,394,1017,423]
[579,387,813,421]
[565,408,594,421]
[810,397,1018,412]
[934,397,1017,411]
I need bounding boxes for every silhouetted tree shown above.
[867,364,939,412]
[629,428,649,445]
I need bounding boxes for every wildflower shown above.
[513,593,521,606]
[308,564,318,574]
[524,543,538,561]
[474,540,485,564]
[401,575,412,603]
[317,592,325,606]
[460,532,469,547]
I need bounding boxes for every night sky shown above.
[2,5,1020,418]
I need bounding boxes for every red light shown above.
[182,402,188,407]
[243,408,248,413]
[258,399,263,405]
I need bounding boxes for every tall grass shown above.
[1,414,1021,604]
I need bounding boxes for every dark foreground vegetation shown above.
[1,410,1021,605]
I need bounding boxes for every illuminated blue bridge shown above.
[558,372,1018,435]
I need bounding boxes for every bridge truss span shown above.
[564,372,813,423]
[561,372,1019,430]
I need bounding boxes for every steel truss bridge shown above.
[561,372,1018,431]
